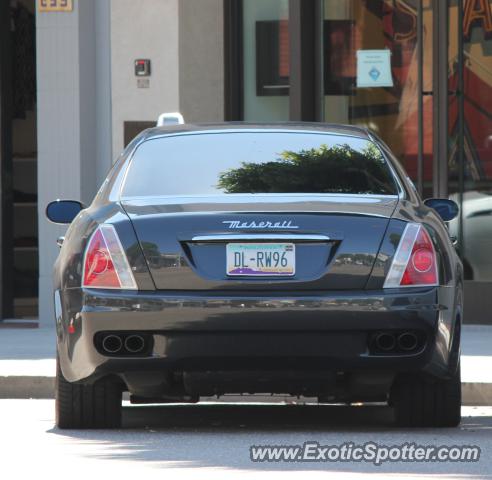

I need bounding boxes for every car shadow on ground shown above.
[125,402,396,430]
[48,403,492,476]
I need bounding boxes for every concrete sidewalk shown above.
[0,323,491,404]
[0,324,55,398]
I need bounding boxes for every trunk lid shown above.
[122,194,398,291]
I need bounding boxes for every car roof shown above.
[141,122,372,141]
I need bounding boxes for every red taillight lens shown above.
[82,225,137,289]
[90,249,110,275]
[384,223,438,288]
[412,248,433,272]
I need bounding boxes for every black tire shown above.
[56,357,123,429]
[390,362,461,428]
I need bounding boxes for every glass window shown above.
[448,0,492,282]
[323,0,433,197]
[243,0,290,121]
[121,132,398,197]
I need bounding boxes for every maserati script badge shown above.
[222,220,299,229]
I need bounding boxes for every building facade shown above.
[0,0,491,324]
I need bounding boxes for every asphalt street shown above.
[1,400,490,479]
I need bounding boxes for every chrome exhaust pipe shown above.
[374,332,396,351]
[397,332,419,351]
[124,334,145,353]
[102,334,123,354]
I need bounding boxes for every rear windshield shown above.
[121,132,398,198]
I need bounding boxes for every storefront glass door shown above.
[242,0,290,121]
[322,0,433,197]
[448,0,492,322]
[227,0,492,322]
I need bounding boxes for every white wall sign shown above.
[356,50,393,88]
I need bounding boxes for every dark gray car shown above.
[46,123,462,429]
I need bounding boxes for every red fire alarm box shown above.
[134,59,151,77]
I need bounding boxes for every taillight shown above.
[82,225,137,289]
[383,223,438,288]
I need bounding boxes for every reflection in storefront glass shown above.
[243,0,289,121]
[448,1,492,282]
[449,191,492,280]
[323,0,433,197]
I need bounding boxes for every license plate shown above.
[226,243,295,276]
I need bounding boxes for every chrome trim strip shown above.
[114,133,150,202]
[383,223,420,288]
[191,233,331,242]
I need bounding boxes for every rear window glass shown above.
[121,132,398,198]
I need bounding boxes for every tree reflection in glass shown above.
[217,143,396,195]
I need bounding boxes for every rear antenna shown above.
[157,112,185,126]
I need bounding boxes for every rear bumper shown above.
[56,286,458,390]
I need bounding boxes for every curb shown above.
[462,382,492,406]
[0,376,55,399]
[1,376,491,406]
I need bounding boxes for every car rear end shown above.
[55,127,462,427]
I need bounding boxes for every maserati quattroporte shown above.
[47,122,462,429]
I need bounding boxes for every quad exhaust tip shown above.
[371,331,423,354]
[124,335,145,354]
[374,332,396,351]
[101,334,123,354]
[98,333,150,356]
[397,332,419,351]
